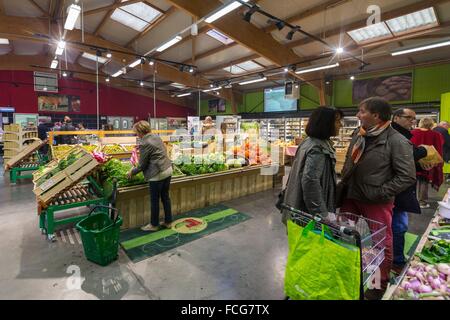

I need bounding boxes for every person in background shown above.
[52,121,62,145]
[127,120,173,231]
[338,97,416,299]
[433,121,450,181]
[59,116,76,144]
[280,107,343,223]
[77,123,86,131]
[38,118,53,156]
[76,123,88,144]
[411,117,444,208]
[202,116,214,135]
[390,108,428,272]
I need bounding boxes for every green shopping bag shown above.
[284,219,361,300]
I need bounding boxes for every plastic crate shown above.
[76,208,122,266]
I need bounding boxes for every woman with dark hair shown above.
[281,107,343,223]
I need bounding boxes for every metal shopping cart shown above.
[281,204,387,300]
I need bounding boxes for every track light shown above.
[275,20,285,31]
[336,47,344,54]
[64,4,81,30]
[140,81,144,86]
[149,60,154,66]
[210,84,214,88]
[62,71,67,77]
[286,26,300,41]
[105,77,110,82]
[43,87,48,91]
[50,59,58,69]
[106,52,112,58]
[215,91,220,95]
[243,5,259,22]
[189,66,194,73]
[55,40,66,56]
[283,67,289,72]
[350,75,355,80]
[141,57,146,65]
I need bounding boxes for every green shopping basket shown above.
[76,205,123,266]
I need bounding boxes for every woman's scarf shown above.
[351,121,391,164]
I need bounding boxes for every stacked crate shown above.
[3,124,39,160]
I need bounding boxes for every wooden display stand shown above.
[115,165,282,230]
[3,124,39,160]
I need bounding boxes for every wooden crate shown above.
[4,139,44,170]
[33,150,100,207]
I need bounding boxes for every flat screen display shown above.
[264,86,297,112]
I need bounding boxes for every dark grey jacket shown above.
[131,133,172,181]
[340,125,416,204]
[282,137,337,223]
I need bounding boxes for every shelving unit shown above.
[2,124,39,160]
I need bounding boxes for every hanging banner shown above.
[38,94,81,112]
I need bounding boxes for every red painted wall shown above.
[0,70,194,119]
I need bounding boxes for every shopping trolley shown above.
[281,204,387,300]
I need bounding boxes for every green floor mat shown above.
[404,232,420,259]
[119,204,251,263]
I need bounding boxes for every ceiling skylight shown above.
[111,1,162,32]
[82,52,108,64]
[223,60,263,74]
[206,29,234,45]
[0,38,9,45]
[386,7,438,35]
[347,22,392,43]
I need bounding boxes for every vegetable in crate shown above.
[102,158,145,187]
[418,240,450,264]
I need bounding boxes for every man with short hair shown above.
[60,116,76,144]
[338,97,416,299]
[391,108,427,272]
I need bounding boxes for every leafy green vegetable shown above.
[101,159,145,187]
[417,240,450,264]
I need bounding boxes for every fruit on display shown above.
[231,139,273,166]
[52,144,74,159]
[102,144,126,154]
[35,151,85,187]
[121,144,136,152]
[81,145,98,153]
[272,139,296,147]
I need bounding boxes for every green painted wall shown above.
[333,63,450,107]
[200,62,450,115]
[441,92,450,174]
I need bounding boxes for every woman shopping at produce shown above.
[280,106,343,223]
[411,117,444,208]
[127,120,173,231]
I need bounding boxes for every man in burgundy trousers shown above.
[337,97,416,300]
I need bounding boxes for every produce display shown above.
[173,153,230,176]
[101,144,126,154]
[121,144,136,152]
[101,158,145,187]
[393,262,450,300]
[52,144,74,159]
[81,145,98,153]
[418,240,450,264]
[230,139,272,166]
[35,151,84,187]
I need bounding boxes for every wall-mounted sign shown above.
[352,73,412,103]
[38,94,81,112]
[0,106,15,112]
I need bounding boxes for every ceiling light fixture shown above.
[336,47,344,54]
[106,52,112,58]
[203,86,222,92]
[350,75,355,80]
[43,87,48,91]
[140,81,144,86]
[156,36,182,52]
[112,70,123,78]
[149,60,154,66]
[64,4,81,30]
[105,77,110,82]
[62,71,67,77]
[283,67,289,72]
[243,4,259,22]
[55,40,66,56]
[176,92,192,97]
[295,62,339,74]
[189,67,194,73]
[238,77,267,85]
[50,59,58,69]
[286,26,300,41]
[0,38,9,45]
[205,0,250,23]
[129,59,142,68]
[391,39,450,56]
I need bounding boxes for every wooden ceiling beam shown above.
[264,0,350,33]
[83,0,143,16]
[165,0,320,88]
[143,1,165,13]
[126,6,177,48]
[287,0,450,49]
[0,53,187,106]
[28,0,50,18]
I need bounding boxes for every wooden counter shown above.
[116,164,284,229]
